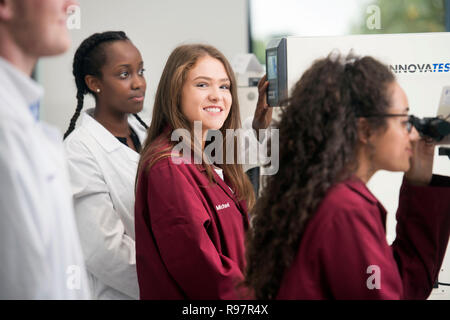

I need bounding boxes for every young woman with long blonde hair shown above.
[135,44,255,299]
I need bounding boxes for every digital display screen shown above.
[267,53,277,80]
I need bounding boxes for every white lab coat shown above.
[0,57,90,299]
[64,109,147,300]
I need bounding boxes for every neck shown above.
[0,29,37,75]
[94,106,130,137]
[354,146,377,184]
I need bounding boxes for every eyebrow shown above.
[116,61,144,68]
[193,76,230,82]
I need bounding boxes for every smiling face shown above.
[180,55,232,135]
[368,82,419,172]
[90,40,146,116]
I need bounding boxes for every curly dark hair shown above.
[63,31,148,139]
[244,53,395,299]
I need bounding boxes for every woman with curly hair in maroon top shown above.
[245,53,450,300]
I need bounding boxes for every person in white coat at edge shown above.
[0,0,90,299]
[63,31,148,300]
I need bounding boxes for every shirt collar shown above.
[0,56,43,109]
[343,176,388,229]
[80,109,121,153]
[343,176,379,205]
[80,109,144,156]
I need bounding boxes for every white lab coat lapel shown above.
[129,115,148,150]
[74,110,147,237]
[80,110,145,163]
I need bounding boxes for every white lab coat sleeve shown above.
[0,123,54,299]
[0,122,90,298]
[64,139,139,299]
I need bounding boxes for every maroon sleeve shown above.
[392,178,450,299]
[144,162,246,299]
[319,204,404,299]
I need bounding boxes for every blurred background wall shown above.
[38,0,248,132]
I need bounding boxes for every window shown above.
[249,0,446,64]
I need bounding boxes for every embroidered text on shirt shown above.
[216,202,230,211]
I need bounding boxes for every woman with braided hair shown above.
[244,53,450,299]
[63,31,148,299]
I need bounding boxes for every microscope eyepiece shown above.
[409,115,450,142]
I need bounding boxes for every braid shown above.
[64,91,84,139]
[63,31,129,139]
[133,114,149,130]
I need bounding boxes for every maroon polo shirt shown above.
[277,177,450,299]
[135,151,250,299]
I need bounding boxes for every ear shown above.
[357,117,372,144]
[84,75,101,94]
[0,0,14,21]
